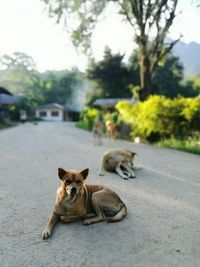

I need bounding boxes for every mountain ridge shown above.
[172,40,200,76]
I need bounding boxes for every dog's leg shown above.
[115,164,129,180]
[84,213,96,219]
[96,134,101,145]
[121,164,136,178]
[93,131,97,145]
[121,169,131,178]
[83,194,105,225]
[83,214,104,225]
[83,209,104,224]
[60,214,84,223]
[98,156,105,176]
[118,163,131,178]
[42,211,59,239]
[97,132,103,145]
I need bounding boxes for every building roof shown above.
[35,103,64,110]
[65,103,83,113]
[0,94,17,105]
[92,98,136,107]
[0,87,13,96]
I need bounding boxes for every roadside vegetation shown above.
[77,96,200,155]
[0,121,18,130]
[158,137,200,155]
[116,96,200,154]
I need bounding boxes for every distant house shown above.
[0,87,17,122]
[92,98,136,111]
[35,103,64,122]
[64,103,83,121]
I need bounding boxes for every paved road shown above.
[0,122,200,267]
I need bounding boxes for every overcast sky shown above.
[0,0,200,72]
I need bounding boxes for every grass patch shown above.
[0,121,18,130]
[158,137,200,155]
[76,121,92,131]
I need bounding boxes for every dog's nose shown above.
[71,187,77,193]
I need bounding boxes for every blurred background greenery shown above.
[0,0,200,154]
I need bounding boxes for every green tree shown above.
[87,47,134,100]
[182,75,200,97]
[42,70,83,105]
[128,50,196,98]
[152,54,184,98]
[42,0,179,101]
[0,52,44,106]
[0,52,36,71]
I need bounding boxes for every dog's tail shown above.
[106,203,127,222]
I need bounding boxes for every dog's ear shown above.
[126,150,137,157]
[131,152,137,157]
[80,168,89,180]
[58,168,67,180]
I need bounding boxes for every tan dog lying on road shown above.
[42,168,127,239]
[99,149,137,180]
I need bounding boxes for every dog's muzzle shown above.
[70,186,77,196]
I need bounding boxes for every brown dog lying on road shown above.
[42,168,127,239]
[99,149,137,180]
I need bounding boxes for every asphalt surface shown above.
[0,122,200,267]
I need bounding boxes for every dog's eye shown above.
[77,180,81,184]
[66,179,72,184]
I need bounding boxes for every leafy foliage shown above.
[182,75,200,97]
[41,70,82,105]
[152,55,184,98]
[129,50,199,99]
[76,107,100,130]
[42,0,179,100]
[87,48,134,100]
[77,106,120,132]
[0,52,36,71]
[0,52,88,120]
[116,96,200,141]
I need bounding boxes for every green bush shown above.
[0,121,18,130]
[104,111,119,124]
[77,107,121,131]
[10,95,35,121]
[116,96,200,141]
[76,107,100,131]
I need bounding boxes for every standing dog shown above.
[42,168,127,239]
[99,149,137,180]
[93,117,104,145]
[105,120,118,140]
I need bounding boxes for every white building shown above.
[35,103,64,122]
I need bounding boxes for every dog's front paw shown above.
[130,172,136,178]
[120,172,129,180]
[42,227,52,240]
[98,172,104,176]
[83,219,91,225]
[122,176,129,180]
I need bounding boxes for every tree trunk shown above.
[139,55,152,101]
